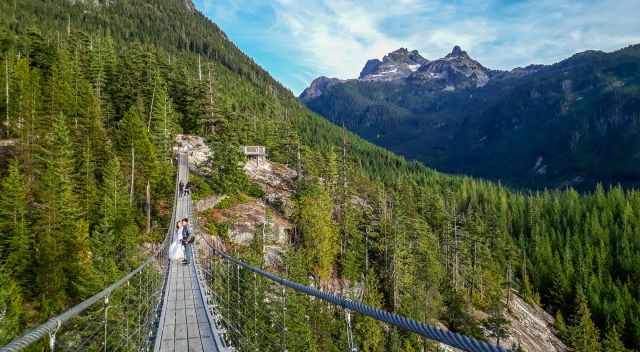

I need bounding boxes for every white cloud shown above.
[196,0,640,93]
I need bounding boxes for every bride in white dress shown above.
[169,221,185,261]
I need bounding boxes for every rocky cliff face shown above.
[196,158,297,268]
[174,134,213,174]
[299,76,343,102]
[409,46,490,90]
[359,48,429,81]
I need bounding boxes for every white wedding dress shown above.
[169,225,185,261]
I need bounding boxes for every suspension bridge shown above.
[0,154,509,352]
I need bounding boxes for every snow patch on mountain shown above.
[359,48,428,81]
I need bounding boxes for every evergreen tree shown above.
[295,180,338,281]
[602,328,628,352]
[0,161,33,291]
[115,104,158,209]
[569,294,602,352]
[482,296,510,347]
[149,72,179,161]
[34,114,78,313]
[354,270,385,352]
[555,310,569,341]
[0,267,22,345]
[94,157,138,280]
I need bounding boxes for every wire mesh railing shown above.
[0,244,169,352]
[195,238,510,352]
[0,154,184,352]
[0,259,166,352]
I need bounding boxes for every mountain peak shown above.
[299,76,342,101]
[358,48,428,81]
[183,0,196,11]
[390,48,410,55]
[383,48,428,65]
[446,45,470,59]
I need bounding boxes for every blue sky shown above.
[193,0,640,94]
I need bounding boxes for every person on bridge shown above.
[184,181,192,196]
[181,218,194,264]
[169,221,185,261]
[179,181,185,197]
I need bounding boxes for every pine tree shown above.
[0,161,33,291]
[555,310,569,341]
[482,295,510,347]
[77,140,99,223]
[34,114,77,313]
[149,73,179,161]
[11,56,41,186]
[602,328,628,352]
[569,294,602,352]
[295,180,338,281]
[354,270,384,352]
[93,157,138,279]
[47,46,77,127]
[115,104,159,208]
[0,267,23,345]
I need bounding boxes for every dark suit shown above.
[182,225,192,264]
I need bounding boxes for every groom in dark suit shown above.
[181,218,194,264]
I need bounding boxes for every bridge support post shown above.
[253,272,258,351]
[282,286,287,352]
[125,281,130,351]
[48,320,61,352]
[104,295,110,352]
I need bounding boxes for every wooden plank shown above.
[161,324,175,341]
[175,323,188,340]
[188,338,205,352]
[174,339,189,352]
[186,309,197,324]
[175,307,187,324]
[187,323,201,339]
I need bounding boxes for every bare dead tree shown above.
[130,146,135,206]
[5,56,9,136]
[146,180,151,233]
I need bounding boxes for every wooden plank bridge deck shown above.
[154,155,220,352]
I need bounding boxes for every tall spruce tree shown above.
[0,161,33,291]
[34,114,79,313]
[602,328,629,352]
[0,267,22,345]
[149,73,179,161]
[570,294,602,352]
[295,180,338,281]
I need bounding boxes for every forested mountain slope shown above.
[0,1,639,351]
[301,46,640,190]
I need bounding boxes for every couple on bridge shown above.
[169,217,194,264]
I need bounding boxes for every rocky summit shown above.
[410,45,490,90]
[359,48,429,81]
[301,45,491,102]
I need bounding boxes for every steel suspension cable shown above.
[207,247,509,352]
[1,154,184,352]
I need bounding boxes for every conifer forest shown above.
[0,1,639,351]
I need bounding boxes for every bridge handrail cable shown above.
[0,154,184,352]
[205,243,509,352]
